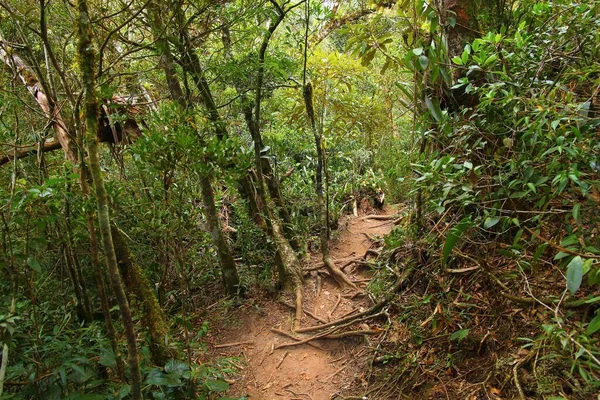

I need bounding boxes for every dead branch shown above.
[524,227,600,259]
[321,365,347,383]
[0,139,63,166]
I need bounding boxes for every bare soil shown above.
[206,206,397,400]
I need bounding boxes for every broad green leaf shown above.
[418,55,429,70]
[443,217,472,265]
[425,97,443,123]
[572,204,580,220]
[27,257,41,272]
[205,378,229,392]
[483,217,500,229]
[566,256,583,296]
[586,314,600,335]
[117,385,131,400]
[99,348,116,367]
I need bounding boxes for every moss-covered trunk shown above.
[111,225,171,365]
[76,1,141,397]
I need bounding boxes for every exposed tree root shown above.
[322,255,359,291]
[214,340,255,348]
[328,294,342,321]
[305,256,361,272]
[360,214,398,221]
[270,328,325,350]
[278,298,328,324]
[295,265,415,333]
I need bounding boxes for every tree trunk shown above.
[111,225,171,365]
[303,83,357,290]
[150,0,241,297]
[200,176,241,296]
[76,1,142,398]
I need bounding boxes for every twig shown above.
[328,294,342,321]
[276,351,289,369]
[513,351,534,400]
[214,340,254,348]
[322,365,347,382]
[524,227,600,259]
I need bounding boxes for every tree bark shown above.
[76,1,142,398]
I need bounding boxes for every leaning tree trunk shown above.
[76,0,142,398]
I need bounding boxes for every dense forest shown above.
[1,0,599,398]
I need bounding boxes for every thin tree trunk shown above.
[200,176,241,296]
[76,1,142,398]
[303,83,357,290]
[150,0,241,297]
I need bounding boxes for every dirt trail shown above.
[210,207,397,400]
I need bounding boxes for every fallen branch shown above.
[321,365,347,383]
[524,227,600,259]
[214,340,254,349]
[486,271,590,309]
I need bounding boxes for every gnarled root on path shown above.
[322,255,358,291]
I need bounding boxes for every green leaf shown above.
[412,47,423,56]
[566,256,584,296]
[572,204,580,220]
[117,385,131,400]
[418,55,429,70]
[452,56,463,65]
[27,257,41,272]
[483,217,500,229]
[424,97,443,123]
[449,329,469,342]
[204,378,229,392]
[443,217,472,265]
[99,348,116,367]
[586,314,600,335]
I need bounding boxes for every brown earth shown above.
[207,206,397,400]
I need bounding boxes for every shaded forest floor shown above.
[202,206,397,399]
